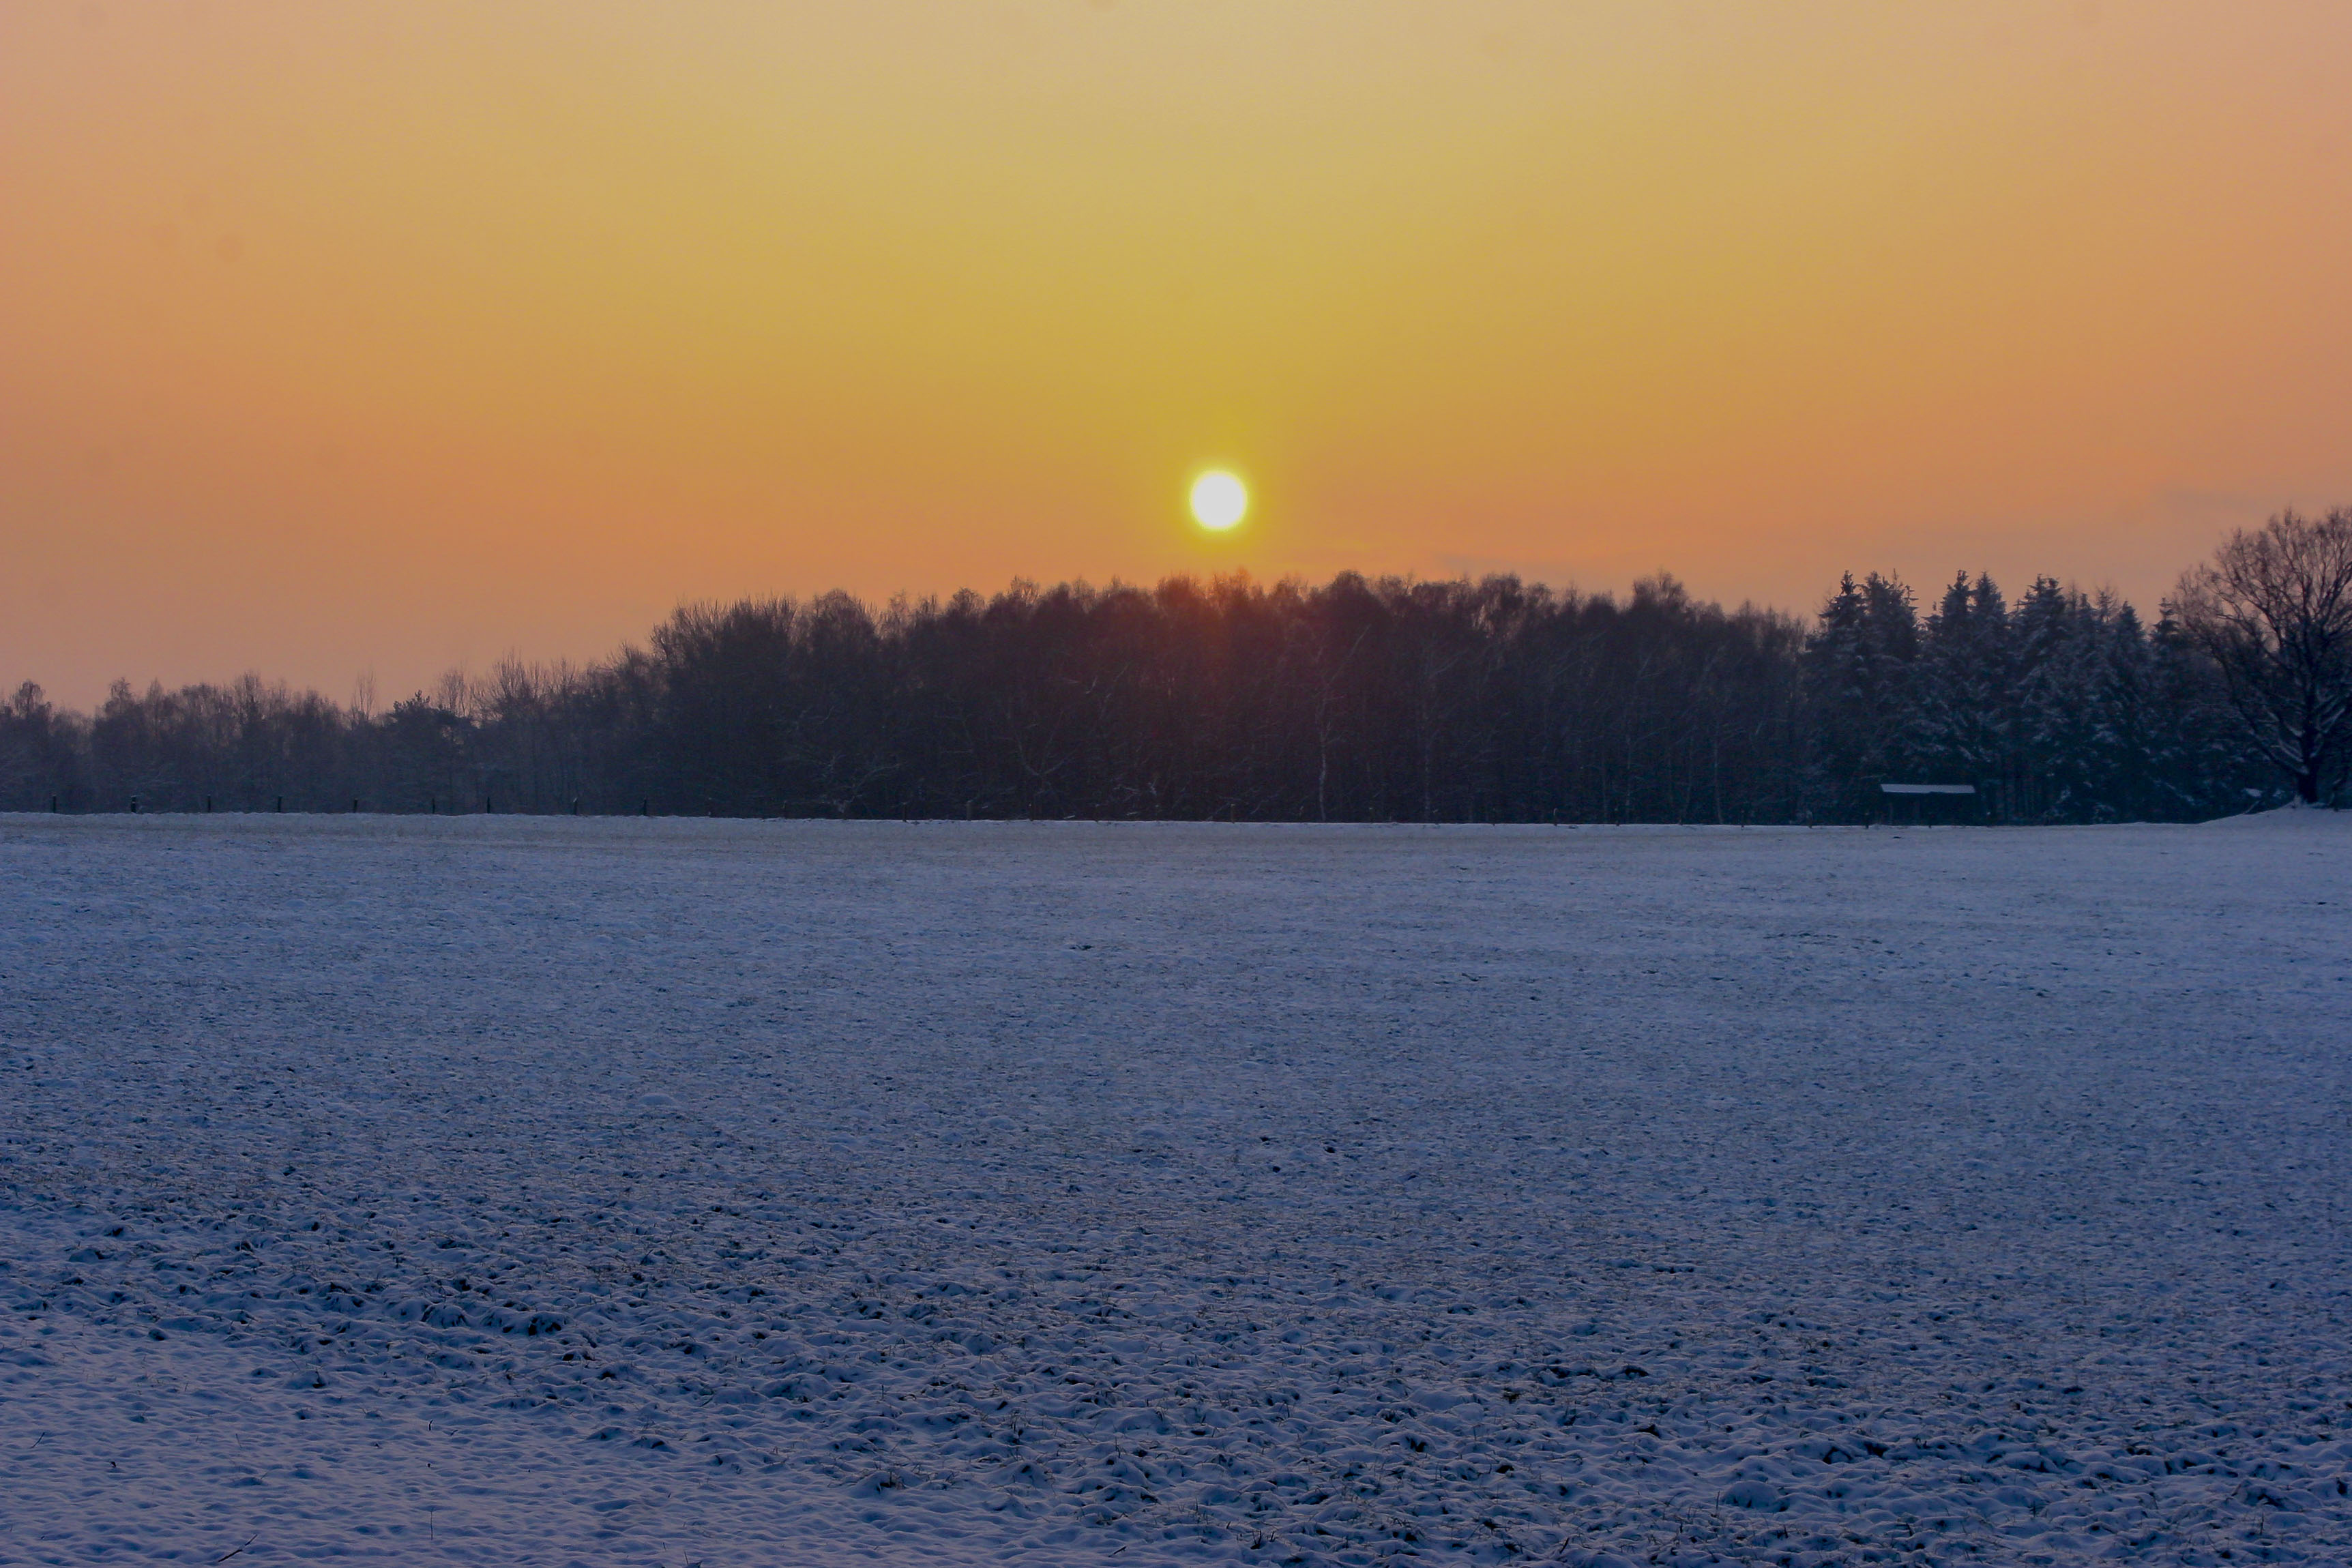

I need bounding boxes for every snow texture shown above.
[1,813,2348,1567]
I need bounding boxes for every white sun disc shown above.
[1190,471,1248,531]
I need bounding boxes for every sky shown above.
[5,1,2351,709]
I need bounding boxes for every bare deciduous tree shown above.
[2170,507,2352,804]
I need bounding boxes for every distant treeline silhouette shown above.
[10,529,2348,823]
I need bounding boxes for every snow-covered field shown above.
[1,814,2347,1567]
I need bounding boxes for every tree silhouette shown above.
[2171,508,2352,804]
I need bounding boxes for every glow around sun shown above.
[1190,471,1248,531]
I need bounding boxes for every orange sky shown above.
[6,1,2351,708]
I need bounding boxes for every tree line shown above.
[6,512,2346,823]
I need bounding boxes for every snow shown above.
[1,812,2348,1566]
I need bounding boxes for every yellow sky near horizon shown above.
[5,1,2351,707]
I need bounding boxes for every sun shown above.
[1190,470,1248,532]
